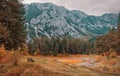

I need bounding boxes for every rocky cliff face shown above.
[24,3,118,38]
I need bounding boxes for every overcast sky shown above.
[22,0,120,16]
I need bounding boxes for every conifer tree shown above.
[117,12,120,53]
[118,12,120,31]
[0,0,26,50]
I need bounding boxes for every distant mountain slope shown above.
[24,3,118,38]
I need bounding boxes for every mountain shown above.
[24,3,118,39]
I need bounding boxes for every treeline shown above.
[27,37,93,55]
[27,27,120,56]
[27,13,120,56]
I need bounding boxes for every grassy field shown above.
[0,53,120,76]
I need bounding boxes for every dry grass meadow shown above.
[0,46,120,76]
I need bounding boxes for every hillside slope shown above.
[24,3,118,38]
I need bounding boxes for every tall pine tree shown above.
[0,0,26,50]
[117,12,120,33]
[117,12,120,53]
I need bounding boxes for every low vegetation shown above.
[0,52,120,76]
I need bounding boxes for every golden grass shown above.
[4,62,68,76]
[58,59,84,64]
[0,52,120,76]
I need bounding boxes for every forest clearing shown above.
[0,0,120,76]
[0,47,120,76]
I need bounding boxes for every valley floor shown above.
[0,54,120,76]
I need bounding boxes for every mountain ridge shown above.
[24,3,118,39]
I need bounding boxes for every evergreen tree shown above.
[118,12,120,32]
[117,12,120,53]
[0,0,26,50]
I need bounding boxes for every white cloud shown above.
[22,0,120,16]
